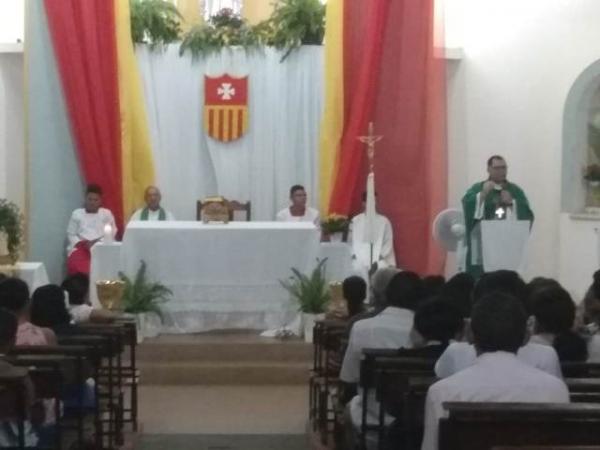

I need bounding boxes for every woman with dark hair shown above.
[61,273,117,324]
[30,285,78,335]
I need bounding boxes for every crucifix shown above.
[358,122,383,174]
[357,122,383,271]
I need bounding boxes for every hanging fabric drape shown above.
[320,0,447,274]
[43,0,124,230]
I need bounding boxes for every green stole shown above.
[462,181,534,278]
[140,207,167,221]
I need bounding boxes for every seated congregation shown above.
[0,273,136,449]
[310,268,600,450]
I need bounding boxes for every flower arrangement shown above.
[0,199,23,264]
[584,164,600,182]
[321,214,350,235]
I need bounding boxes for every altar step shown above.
[137,332,313,386]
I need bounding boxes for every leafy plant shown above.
[280,259,330,314]
[269,0,325,61]
[0,199,23,263]
[119,260,172,321]
[179,8,260,58]
[321,213,350,234]
[130,0,183,47]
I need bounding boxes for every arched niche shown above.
[562,59,600,214]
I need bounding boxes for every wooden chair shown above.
[439,402,600,450]
[196,199,251,221]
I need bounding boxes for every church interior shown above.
[2,0,600,449]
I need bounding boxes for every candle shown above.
[103,224,113,243]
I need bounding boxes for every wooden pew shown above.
[439,403,600,450]
[310,319,347,445]
[10,345,100,450]
[493,447,600,450]
[561,362,600,378]
[359,352,436,450]
[0,367,30,450]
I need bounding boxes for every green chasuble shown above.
[462,181,534,278]
[140,207,167,221]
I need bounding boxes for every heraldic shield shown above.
[204,74,249,142]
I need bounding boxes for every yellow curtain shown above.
[115,0,156,219]
[318,0,344,214]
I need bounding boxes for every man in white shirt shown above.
[435,270,562,379]
[435,340,562,379]
[422,293,570,450]
[340,271,422,444]
[350,192,396,277]
[276,185,320,226]
[129,186,175,222]
[66,184,117,275]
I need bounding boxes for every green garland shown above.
[0,199,23,263]
[180,9,261,58]
[130,1,325,61]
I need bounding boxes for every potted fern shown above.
[280,258,330,342]
[119,260,172,341]
[130,0,182,47]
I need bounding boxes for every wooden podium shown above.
[480,220,530,272]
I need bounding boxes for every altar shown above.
[90,221,354,333]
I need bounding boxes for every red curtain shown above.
[44,0,124,231]
[329,0,391,213]
[330,0,447,274]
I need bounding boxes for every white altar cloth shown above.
[120,221,321,333]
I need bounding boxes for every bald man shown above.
[130,186,175,221]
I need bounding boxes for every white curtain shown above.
[136,45,323,220]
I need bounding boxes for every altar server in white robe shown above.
[421,292,569,450]
[66,184,117,275]
[129,186,175,221]
[276,184,320,227]
[350,189,396,278]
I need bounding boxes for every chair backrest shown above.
[196,199,251,221]
[439,402,600,450]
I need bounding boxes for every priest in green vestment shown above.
[462,155,533,277]
[130,186,175,221]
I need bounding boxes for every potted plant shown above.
[268,0,325,61]
[179,8,260,58]
[321,213,350,243]
[130,0,182,47]
[584,164,600,210]
[0,199,23,265]
[280,258,330,342]
[119,260,172,342]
